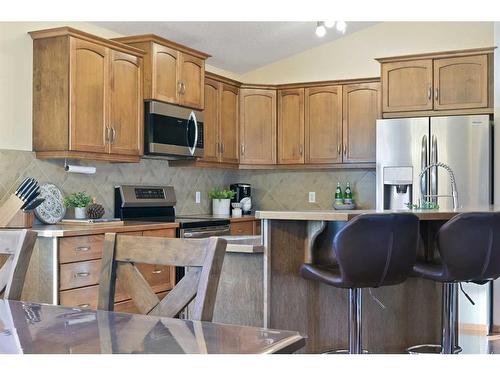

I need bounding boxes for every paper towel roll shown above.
[64,164,96,174]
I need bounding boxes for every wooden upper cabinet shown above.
[342,82,381,163]
[433,54,489,110]
[381,59,433,112]
[239,89,276,165]
[109,51,143,156]
[114,35,210,110]
[202,78,220,162]
[278,88,305,164]
[305,86,342,164]
[179,53,205,110]
[219,84,239,164]
[30,27,144,162]
[70,38,108,154]
[152,44,180,104]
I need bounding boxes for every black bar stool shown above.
[300,213,420,354]
[408,212,500,354]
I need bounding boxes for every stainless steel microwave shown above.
[144,101,204,159]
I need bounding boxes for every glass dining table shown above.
[0,300,305,354]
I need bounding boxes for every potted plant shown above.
[64,192,92,219]
[208,188,236,216]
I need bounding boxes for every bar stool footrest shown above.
[406,344,462,354]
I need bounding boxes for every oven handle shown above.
[187,111,198,156]
[182,229,230,238]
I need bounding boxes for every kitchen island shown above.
[255,207,499,353]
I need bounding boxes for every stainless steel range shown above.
[114,185,230,282]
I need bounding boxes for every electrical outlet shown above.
[195,191,201,204]
[308,192,316,203]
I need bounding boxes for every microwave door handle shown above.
[420,134,428,204]
[187,111,198,156]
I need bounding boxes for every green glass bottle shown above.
[344,182,353,204]
[335,182,343,205]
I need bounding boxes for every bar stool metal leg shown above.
[349,288,362,354]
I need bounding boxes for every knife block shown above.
[0,194,26,227]
[4,210,34,228]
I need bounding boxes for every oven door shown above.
[145,101,204,158]
[179,225,231,239]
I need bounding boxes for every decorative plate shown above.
[34,183,66,224]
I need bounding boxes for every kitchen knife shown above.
[21,190,40,210]
[23,198,45,212]
[17,179,37,200]
[15,177,31,195]
[20,183,39,202]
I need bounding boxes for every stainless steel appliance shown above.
[114,185,230,282]
[144,101,204,159]
[230,183,252,214]
[376,115,492,210]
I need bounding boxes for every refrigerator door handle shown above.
[430,134,438,203]
[420,135,428,202]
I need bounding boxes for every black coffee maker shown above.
[230,183,252,215]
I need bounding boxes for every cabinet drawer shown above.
[136,263,174,292]
[253,220,261,235]
[59,259,101,290]
[59,283,130,309]
[142,228,176,238]
[114,292,168,314]
[230,221,254,236]
[59,235,104,264]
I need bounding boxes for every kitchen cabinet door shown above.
[152,43,180,104]
[179,53,205,110]
[202,78,220,162]
[342,82,381,163]
[278,88,305,164]
[69,38,109,153]
[109,50,144,156]
[239,89,277,165]
[220,83,239,164]
[381,59,433,112]
[305,86,342,164]
[433,54,489,110]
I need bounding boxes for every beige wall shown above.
[0,22,124,151]
[240,22,494,84]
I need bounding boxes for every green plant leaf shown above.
[208,188,236,200]
[64,192,92,208]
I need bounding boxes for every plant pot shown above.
[74,207,87,219]
[212,199,231,217]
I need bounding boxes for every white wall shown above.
[241,22,494,84]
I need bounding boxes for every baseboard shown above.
[460,323,489,334]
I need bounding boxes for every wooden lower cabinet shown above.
[57,228,176,311]
[230,219,261,236]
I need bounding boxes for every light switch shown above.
[195,191,201,203]
[309,192,316,203]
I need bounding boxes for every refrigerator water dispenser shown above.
[383,166,413,210]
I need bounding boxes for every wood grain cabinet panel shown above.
[202,78,220,162]
[109,51,143,156]
[381,59,433,112]
[239,89,277,165]
[60,259,101,290]
[59,235,104,264]
[70,38,108,153]
[220,84,240,164]
[152,43,180,104]
[305,86,343,164]
[342,82,381,163]
[179,53,205,110]
[230,221,254,236]
[433,55,488,110]
[278,88,305,164]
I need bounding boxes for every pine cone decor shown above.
[86,198,105,219]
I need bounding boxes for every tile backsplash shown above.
[0,149,375,219]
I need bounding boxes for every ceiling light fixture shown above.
[315,22,326,37]
[336,20,347,34]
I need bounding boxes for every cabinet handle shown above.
[240,144,245,156]
[221,143,225,154]
[152,269,163,274]
[178,81,183,94]
[428,87,432,100]
[343,145,347,156]
[337,145,341,156]
[74,272,90,278]
[75,246,90,252]
[434,88,439,100]
[78,304,90,308]
[298,144,303,156]
[105,126,111,144]
[182,82,186,95]
[111,127,116,144]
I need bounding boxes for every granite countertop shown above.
[33,221,179,238]
[255,206,500,222]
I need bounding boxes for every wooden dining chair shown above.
[97,233,227,321]
[0,230,37,300]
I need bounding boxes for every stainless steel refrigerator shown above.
[376,115,492,211]
[376,114,493,334]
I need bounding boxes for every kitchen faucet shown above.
[419,162,459,210]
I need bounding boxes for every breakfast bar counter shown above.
[255,207,499,353]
